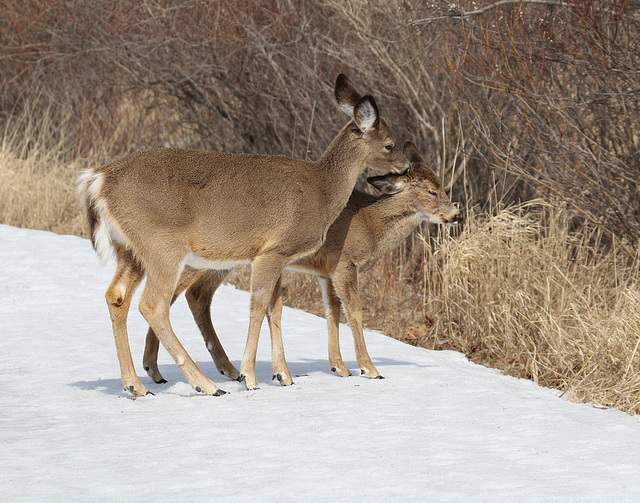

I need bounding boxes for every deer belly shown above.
[184,252,250,271]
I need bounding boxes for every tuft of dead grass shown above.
[420,203,640,414]
[0,148,87,236]
[0,92,157,237]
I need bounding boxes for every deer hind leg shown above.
[139,258,225,396]
[266,276,294,386]
[142,266,200,384]
[318,277,351,377]
[185,269,239,381]
[239,254,289,390]
[332,263,383,379]
[105,244,147,396]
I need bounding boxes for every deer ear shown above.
[335,74,362,117]
[354,96,379,134]
[367,172,407,195]
[403,141,424,167]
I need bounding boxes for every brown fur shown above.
[142,142,461,384]
[78,74,407,395]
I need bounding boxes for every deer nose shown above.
[451,214,463,225]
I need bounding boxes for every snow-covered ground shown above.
[1,224,640,502]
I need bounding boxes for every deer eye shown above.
[384,144,394,151]
[428,190,437,197]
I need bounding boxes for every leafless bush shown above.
[421,202,640,413]
[3,1,639,244]
[415,0,640,251]
[0,1,476,193]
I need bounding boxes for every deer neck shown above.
[317,123,369,220]
[367,195,422,257]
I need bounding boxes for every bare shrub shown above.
[417,0,640,249]
[0,1,475,194]
[3,1,639,244]
[421,203,640,413]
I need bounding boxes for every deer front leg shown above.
[332,263,383,379]
[318,277,351,377]
[185,269,240,381]
[139,264,225,396]
[142,267,200,384]
[266,276,294,386]
[106,245,147,396]
[239,254,288,390]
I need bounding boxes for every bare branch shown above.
[410,1,640,25]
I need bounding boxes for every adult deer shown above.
[142,142,461,385]
[78,74,407,396]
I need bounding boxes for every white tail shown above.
[141,142,461,385]
[78,74,407,395]
[77,170,124,265]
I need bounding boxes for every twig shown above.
[410,1,640,25]
[304,100,316,161]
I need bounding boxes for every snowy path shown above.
[1,224,639,502]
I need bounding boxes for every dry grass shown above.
[0,150,84,235]
[0,107,88,236]
[419,203,640,414]
[0,92,159,236]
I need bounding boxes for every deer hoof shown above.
[331,366,351,377]
[273,372,293,386]
[124,382,150,397]
[219,366,241,381]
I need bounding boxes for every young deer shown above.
[142,142,461,385]
[78,74,407,396]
